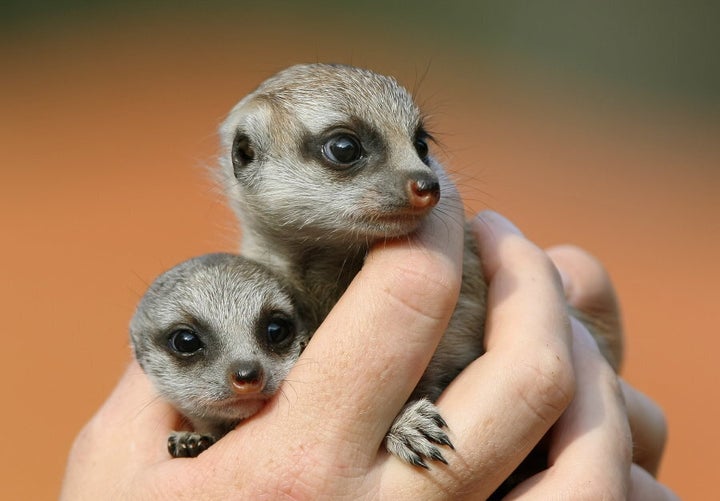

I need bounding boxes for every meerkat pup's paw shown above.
[167,431,216,458]
[385,398,453,469]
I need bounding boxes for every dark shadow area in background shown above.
[3,0,719,108]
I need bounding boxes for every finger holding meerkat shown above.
[547,244,624,370]
[546,245,667,473]
[620,378,669,477]
[60,361,179,500]
[501,321,632,500]
[381,211,576,498]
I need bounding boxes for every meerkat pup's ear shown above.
[232,133,254,171]
[221,97,273,179]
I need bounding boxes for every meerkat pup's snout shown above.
[407,172,441,210]
[228,359,266,394]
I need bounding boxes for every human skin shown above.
[60,210,677,500]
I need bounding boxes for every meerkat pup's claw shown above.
[385,398,453,468]
[168,432,216,458]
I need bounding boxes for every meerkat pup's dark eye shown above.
[414,136,429,163]
[168,329,204,356]
[266,316,294,345]
[322,134,363,165]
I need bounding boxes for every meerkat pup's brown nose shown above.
[229,361,265,394]
[407,177,441,209]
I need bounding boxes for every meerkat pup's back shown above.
[130,253,310,458]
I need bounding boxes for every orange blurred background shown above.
[1,3,718,499]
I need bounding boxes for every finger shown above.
[546,245,619,317]
[547,244,623,370]
[621,379,668,476]
[476,213,573,354]
[547,248,668,478]
[61,361,179,499]
[383,211,575,497]
[229,176,466,468]
[97,361,176,428]
[629,464,681,501]
[507,322,632,499]
[75,361,177,462]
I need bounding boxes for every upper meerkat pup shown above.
[218,63,622,467]
[130,253,310,458]
[219,63,488,467]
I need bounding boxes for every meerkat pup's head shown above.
[130,253,309,425]
[219,63,446,247]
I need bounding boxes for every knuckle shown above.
[383,262,461,324]
[67,416,103,458]
[514,342,575,423]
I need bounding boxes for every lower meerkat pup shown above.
[132,252,460,462]
[130,253,310,458]
[218,64,623,467]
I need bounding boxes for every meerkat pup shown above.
[217,63,487,467]
[130,253,310,458]
[217,64,622,467]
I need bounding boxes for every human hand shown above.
[62,187,469,499]
[404,211,677,499]
[61,185,573,499]
[60,206,676,499]
[469,216,677,500]
[539,244,678,500]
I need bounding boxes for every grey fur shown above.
[130,253,309,457]
[218,64,488,466]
